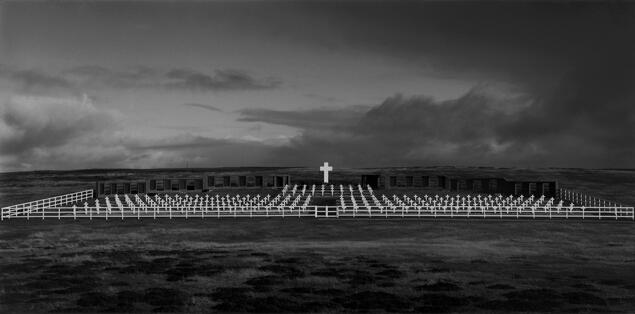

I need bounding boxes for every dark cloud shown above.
[304,93,339,103]
[64,65,160,89]
[357,91,508,143]
[225,1,635,168]
[1,133,277,171]
[182,103,222,112]
[500,53,635,142]
[239,81,634,168]
[66,66,281,91]
[117,134,279,169]
[11,70,72,92]
[2,65,281,93]
[0,65,75,95]
[2,2,634,169]
[0,95,115,157]
[243,89,513,167]
[165,68,280,91]
[495,51,635,166]
[237,106,366,130]
[0,95,276,170]
[128,135,275,162]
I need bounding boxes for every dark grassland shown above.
[2,220,635,313]
[1,167,634,313]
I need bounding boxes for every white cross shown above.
[319,162,333,183]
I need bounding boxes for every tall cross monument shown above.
[319,162,333,183]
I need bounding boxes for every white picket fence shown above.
[1,190,93,220]
[1,188,633,221]
[2,203,633,221]
[337,204,634,220]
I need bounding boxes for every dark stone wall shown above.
[95,173,291,196]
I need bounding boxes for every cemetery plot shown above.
[1,184,633,221]
[339,185,634,220]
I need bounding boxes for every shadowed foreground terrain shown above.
[1,219,634,313]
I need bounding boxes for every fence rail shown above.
[2,204,633,220]
[1,190,93,220]
[2,188,633,221]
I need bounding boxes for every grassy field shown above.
[1,167,634,313]
[1,219,635,313]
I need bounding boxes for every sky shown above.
[0,1,634,171]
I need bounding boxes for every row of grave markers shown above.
[558,188,628,208]
[2,185,634,220]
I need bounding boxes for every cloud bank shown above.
[0,95,279,170]
[1,2,634,170]
[182,103,222,112]
[2,67,633,171]
[1,64,281,93]
[0,95,120,169]
[241,73,635,168]
[2,58,633,171]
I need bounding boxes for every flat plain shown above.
[2,219,635,313]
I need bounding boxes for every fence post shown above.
[314,206,317,218]
[582,207,584,219]
[613,206,617,220]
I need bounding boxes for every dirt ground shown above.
[1,219,634,313]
